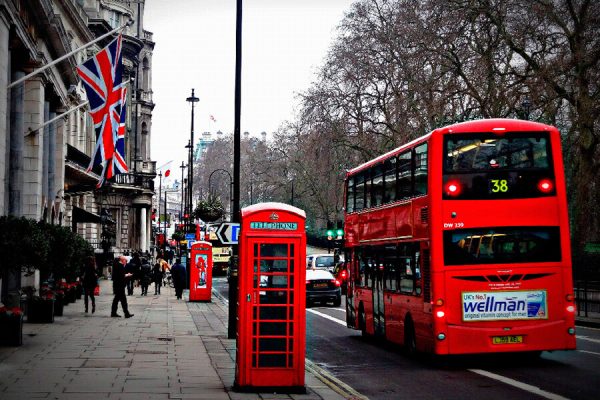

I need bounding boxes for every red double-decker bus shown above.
[343,118,576,355]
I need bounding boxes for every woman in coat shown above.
[82,256,98,313]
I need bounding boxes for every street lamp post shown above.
[180,161,186,222]
[158,171,162,251]
[208,169,233,220]
[163,190,179,255]
[186,89,199,233]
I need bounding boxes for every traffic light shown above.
[326,229,334,241]
[336,221,344,240]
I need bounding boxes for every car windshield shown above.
[315,256,334,269]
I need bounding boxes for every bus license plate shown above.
[492,335,523,345]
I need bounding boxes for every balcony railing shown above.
[131,159,156,175]
[114,172,154,191]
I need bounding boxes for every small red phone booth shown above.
[189,241,212,302]
[235,202,306,392]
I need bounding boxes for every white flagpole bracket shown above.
[7,19,134,89]
[25,101,89,136]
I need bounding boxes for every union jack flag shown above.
[76,34,128,187]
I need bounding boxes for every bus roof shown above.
[346,118,556,176]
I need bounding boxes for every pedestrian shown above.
[111,256,134,318]
[125,252,141,295]
[170,257,187,300]
[152,262,163,295]
[81,256,98,314]
[139,257,152,296]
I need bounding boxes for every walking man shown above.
[111,256,134,318]
[170,257,186,300]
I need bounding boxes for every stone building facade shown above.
[0,0,156,269]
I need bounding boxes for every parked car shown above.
[306,253,343,273]
[306,269,341,307]
[333,261,349,295]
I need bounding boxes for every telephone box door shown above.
[189,241,212,302]
[235,203,306,392]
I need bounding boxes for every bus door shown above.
[345,251,356,328]
[372,254,385,337]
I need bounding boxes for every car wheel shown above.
[333,296,341,307]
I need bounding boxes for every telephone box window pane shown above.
[259,290,289,304]
[259,306,287,320]
[290,258,294,273]
[253,322,257,335]
[288,354,294,368]
[252,338,257,351]
[259,338,287,352]
[253,307,258,319]
[259,322,287,335]
[259,354,286,368]
[289,322,294,335]
[252,355,257,368]
[260,244,288,257]
[288,306,294,319]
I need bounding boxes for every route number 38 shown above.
[490,179,508,193]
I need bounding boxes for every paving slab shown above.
[0,278,348,400]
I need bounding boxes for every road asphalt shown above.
[0,279,348,400]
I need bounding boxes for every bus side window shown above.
[365,168,372,209]
[397,151,411,199]
[399,256,414,293]
[346,177,355,213]
[372,164,384,207]
[384,157,397,204]
[355,173,365,211]
[414,143,428,196]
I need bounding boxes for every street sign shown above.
[216,223,240,245]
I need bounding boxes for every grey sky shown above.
[145,0,355,180]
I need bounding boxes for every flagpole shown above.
[25,101,89,136]
[7,19,134,89]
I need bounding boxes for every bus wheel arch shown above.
[358,302,367,337]
[404,314,417,355]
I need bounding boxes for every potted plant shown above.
[194,195,225,222]
[27,285,55,323]
[53,288,65,316]
[0,305,24,346]
[0,216,49,314]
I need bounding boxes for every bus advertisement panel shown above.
[343,119,576,355]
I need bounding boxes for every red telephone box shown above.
[189,241,212,302]
[235,202,306,392]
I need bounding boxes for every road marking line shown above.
[468,369,570,400]
[307,308,346,326]
[305,358,369,400]
[577,350,600,356]
[576,335,600,344]
[214,287,366,398]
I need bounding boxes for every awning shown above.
[72,206,103,224]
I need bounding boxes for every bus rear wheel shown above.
[359,305,368,337]
[404,318,416,356]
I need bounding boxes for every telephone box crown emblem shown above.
[269,212,279,221]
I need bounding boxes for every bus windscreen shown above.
[443,226,561,265]
[443,133,555,199]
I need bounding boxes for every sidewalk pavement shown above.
[0,279,347,400]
